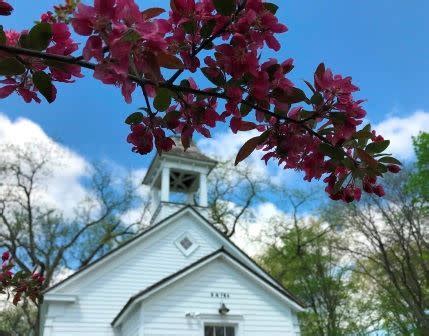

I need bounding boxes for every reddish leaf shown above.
[356,148,378,168]
[201,67,226,86]
[235,137,261,165]
[315,62,325,78]
[157,52,185,70]
[141,7,165,20]
[235,131,270,165]
[144,52,162,81]
[181,125,193,149]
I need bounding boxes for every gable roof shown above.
[112,248,306,327]
[44,206,304,311]
[43,206,194,294]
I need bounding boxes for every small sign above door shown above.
[210,292,230,299]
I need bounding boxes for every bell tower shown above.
[143,136,217,224]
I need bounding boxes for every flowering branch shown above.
[0,0,401,203]
[0,43,307,125]
[0,251,44,305]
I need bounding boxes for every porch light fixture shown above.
[218,303,230,315]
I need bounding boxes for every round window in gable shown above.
[175,233,199,256]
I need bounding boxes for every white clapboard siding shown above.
[119,306,140,336]
[42,208,302,335]
[140,259,300,336]
[43,212,221,335]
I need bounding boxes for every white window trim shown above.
[175,232,199,256]
[201,316,244,336]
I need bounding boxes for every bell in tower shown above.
[142,136,217,224]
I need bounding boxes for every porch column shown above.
[161,167,170,202]
[199,173,208,207]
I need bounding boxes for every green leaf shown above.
[376,163,388,174]
[163,110,181,125]
[180,79,191,88]
[333,174,348,194]
[365,140,390,154]
[304,80,316,93]
[18,33,29,48]
[121,29,141,43]
[263,2,279,14]
[202,41,214,50]
[0,58,26,76]
[32,71,55,103]
[44,59,67,71]
[212,0,236,16]
[343,157,356,170]
[310,92,323,105]
[271,87,307,104]
[27,22,52,51]
[353,129,372,140]
[0,26,6,45]
[235,131,269,165]
[319,143,345,161]
[378,156,402,165]
[240,97,254,117]
[265,64,281,80]
[201,20,216,38]
[329,112,346,124]
[182,20,197,34]
[125,112,144,125]
[319,127,335,136]
[154,88,172,112]
[201,67,226,86]
[357,124,372,147]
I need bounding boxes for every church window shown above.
[204,325,235,336]
[180,236,193,250]
[175,232,199,256]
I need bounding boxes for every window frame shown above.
[174,232,199,256]
[198,314,244,336]
[204,323,237,336]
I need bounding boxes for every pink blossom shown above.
[83,36,104,61]
[1,251,10,262]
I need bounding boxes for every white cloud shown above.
[374,110,429,160]
[198,129,260,161]
[0,113,152,225]
[232,202,285,256]
[0,114,90,215]
[198,130,299,185]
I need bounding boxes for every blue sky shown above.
[1,0,428,176]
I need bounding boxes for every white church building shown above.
[40,139,305,335]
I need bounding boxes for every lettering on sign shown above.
[210,292,230,299]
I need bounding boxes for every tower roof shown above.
[165,135,217,164]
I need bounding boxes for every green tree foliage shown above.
[408,132,429,202]
[0,303,36,336]
[325,168,429,335]
[259,137,429,335]
[259,193,367,336]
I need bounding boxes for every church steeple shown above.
[142,136,217,223]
